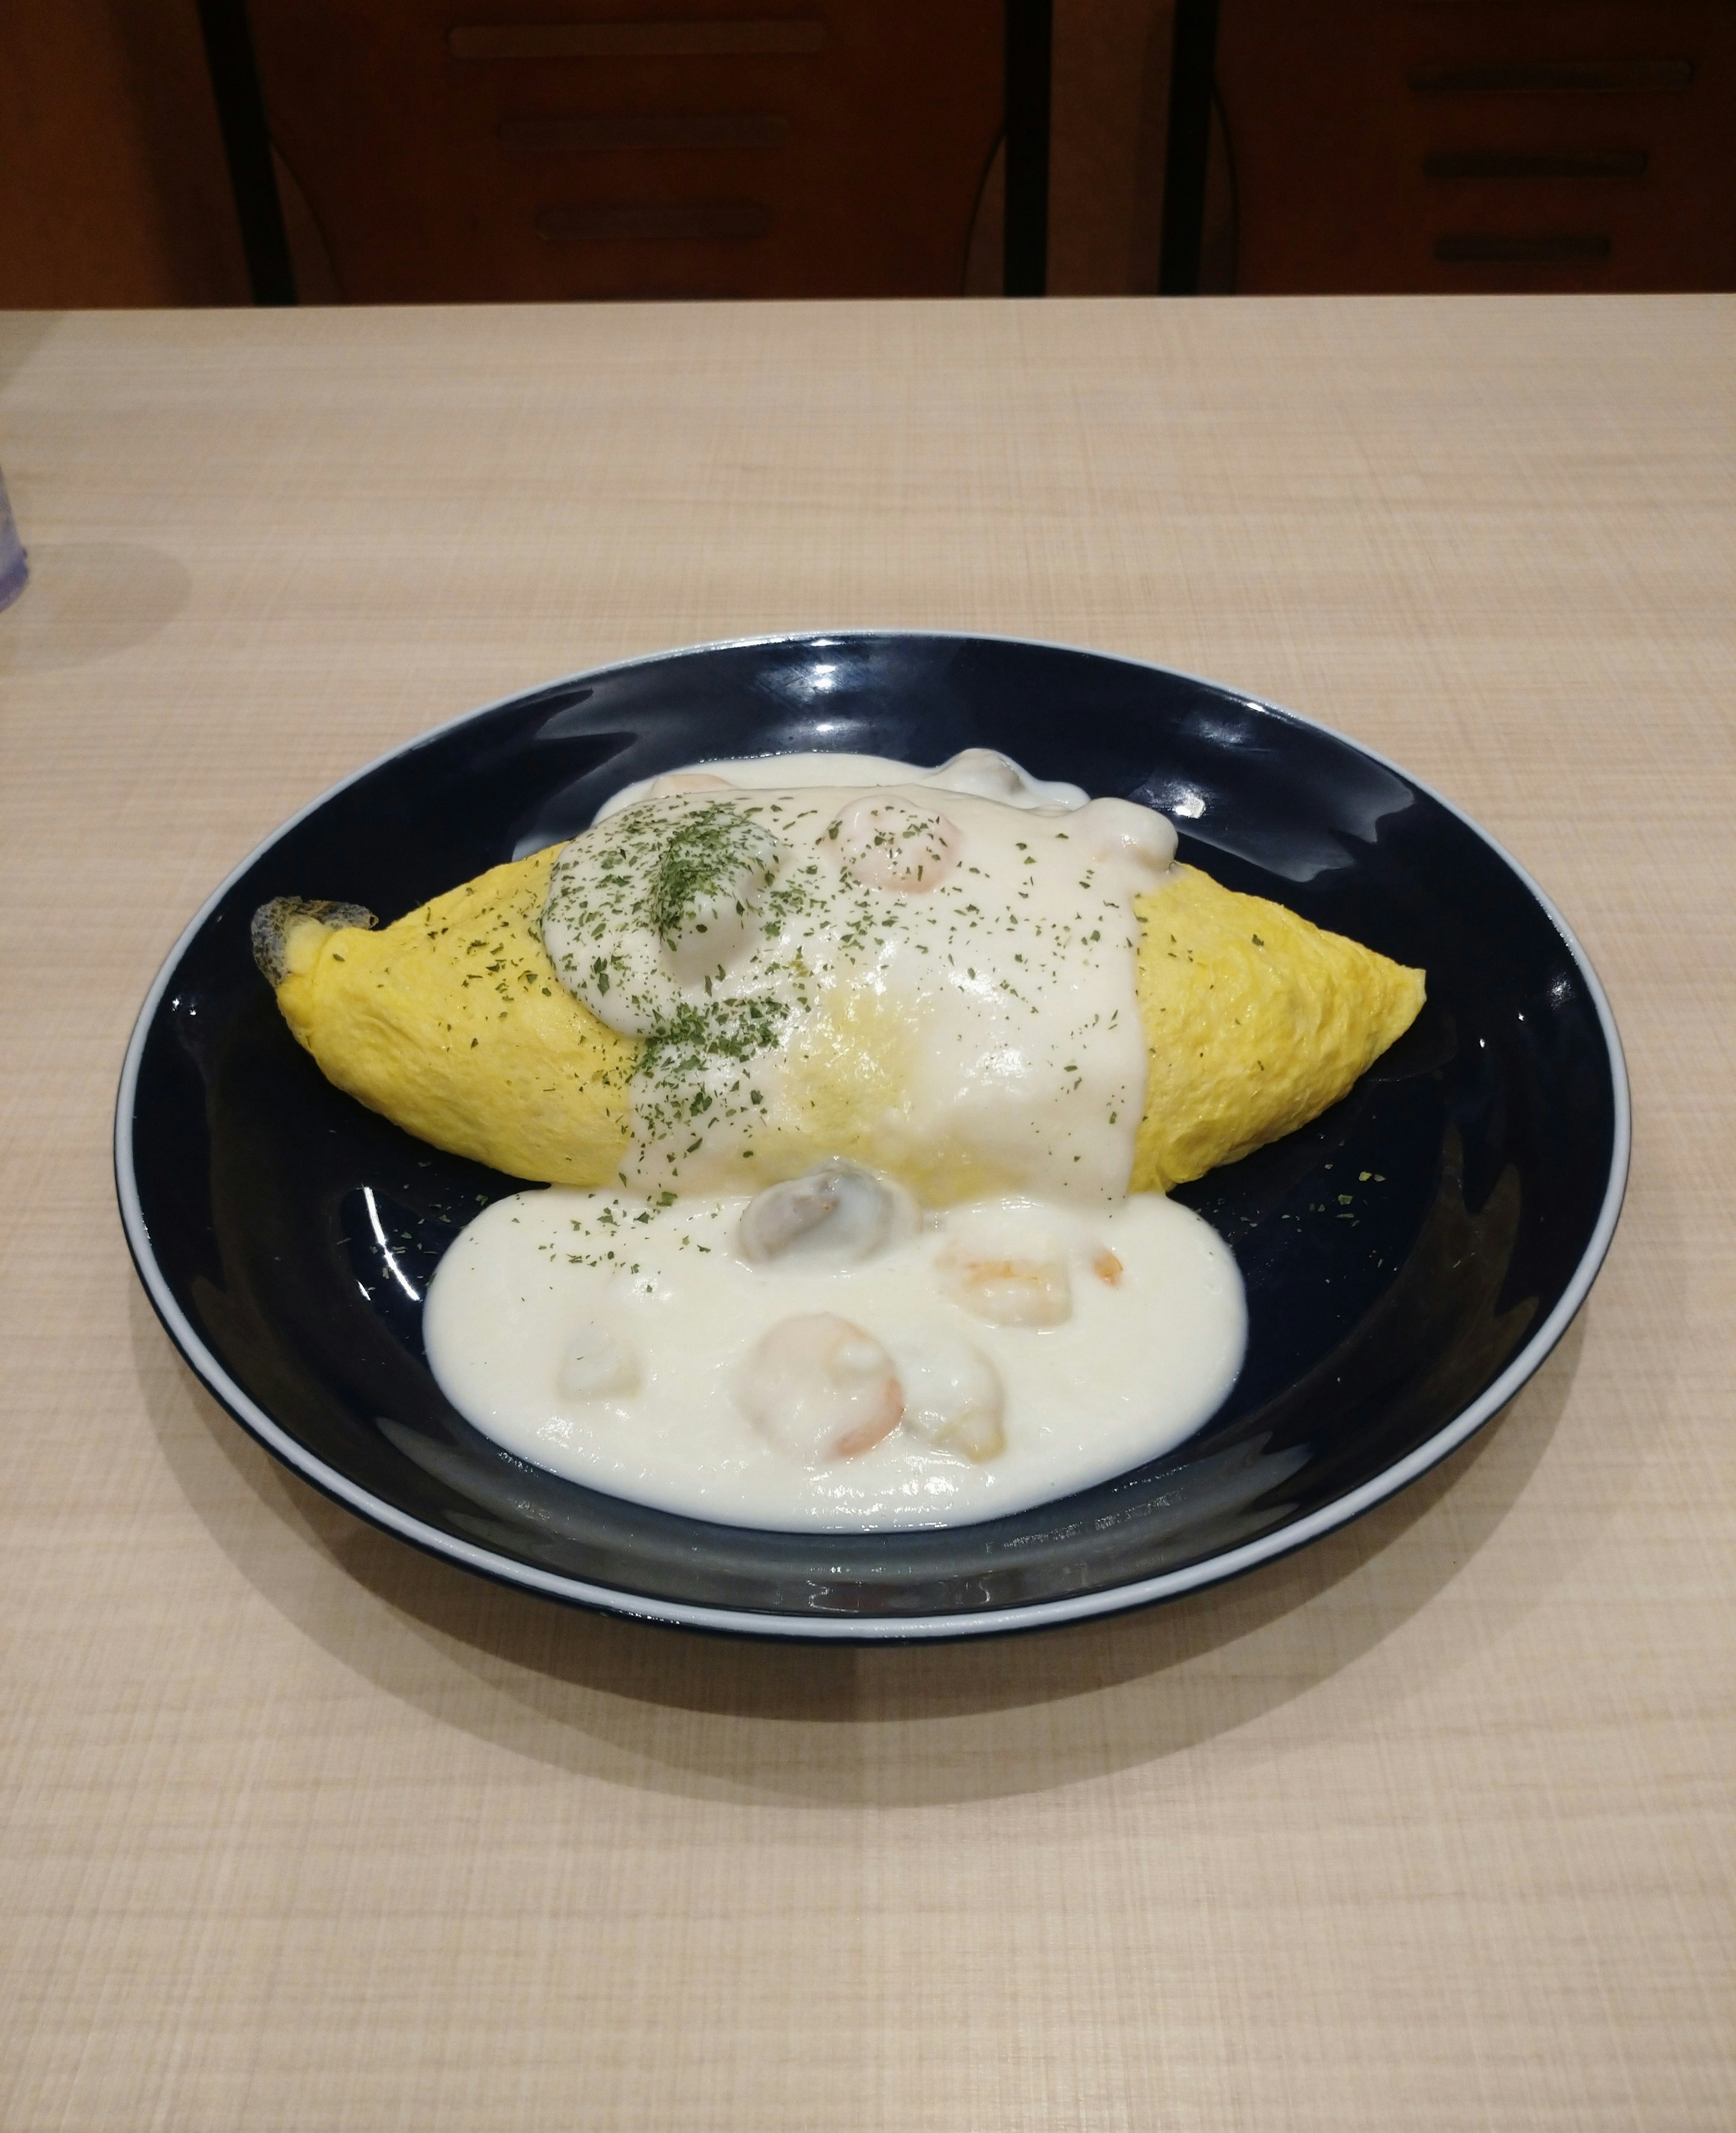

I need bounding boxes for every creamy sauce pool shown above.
[423,1184,1245,1531]
[422,748,1249,1532]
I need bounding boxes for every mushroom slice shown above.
[893,1331,1006,1462]
[734,1313,904,1465]
[739,1161,918,1269]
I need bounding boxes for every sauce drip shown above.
[541,749,1178,1203]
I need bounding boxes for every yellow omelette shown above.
[255,844,1423,1199]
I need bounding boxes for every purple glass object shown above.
[0,464,27,611]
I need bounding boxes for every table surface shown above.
[1,296,1731,2132]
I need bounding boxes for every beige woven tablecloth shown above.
[0,296,1730,2131]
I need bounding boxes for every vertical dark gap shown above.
[1158,0,1221,294]
[1004,0,1053,295]
[196,0,297,305]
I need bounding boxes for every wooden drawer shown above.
[250,1,1004,301]
[1211,0,1736,291]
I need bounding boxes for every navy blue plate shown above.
[117,633,1627,1639]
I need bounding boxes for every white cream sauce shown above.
[422,748,1246,1532]
[423,1183,1246,1531]
[543,748,1178,1203]
[595,748,1092,821]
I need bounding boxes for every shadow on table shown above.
[137,1280,1602,1807]
[0,541,191,674]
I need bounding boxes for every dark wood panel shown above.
[1407,57,1695,94]
[1045,0,1176,296]
[1434,230,1612,259]
[1423,148,1648,178]
[498,112,794,146]
[450,20,828,56]
[0,0,248,307]
[1210,0,1736,293]
[248,0,1003,301]
[535,199,774,236]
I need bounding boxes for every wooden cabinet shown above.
[248,2,1005,301]
[1210,0,1736,292]
[7,0,1727,308]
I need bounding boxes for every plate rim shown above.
[114,629,1631,1641]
